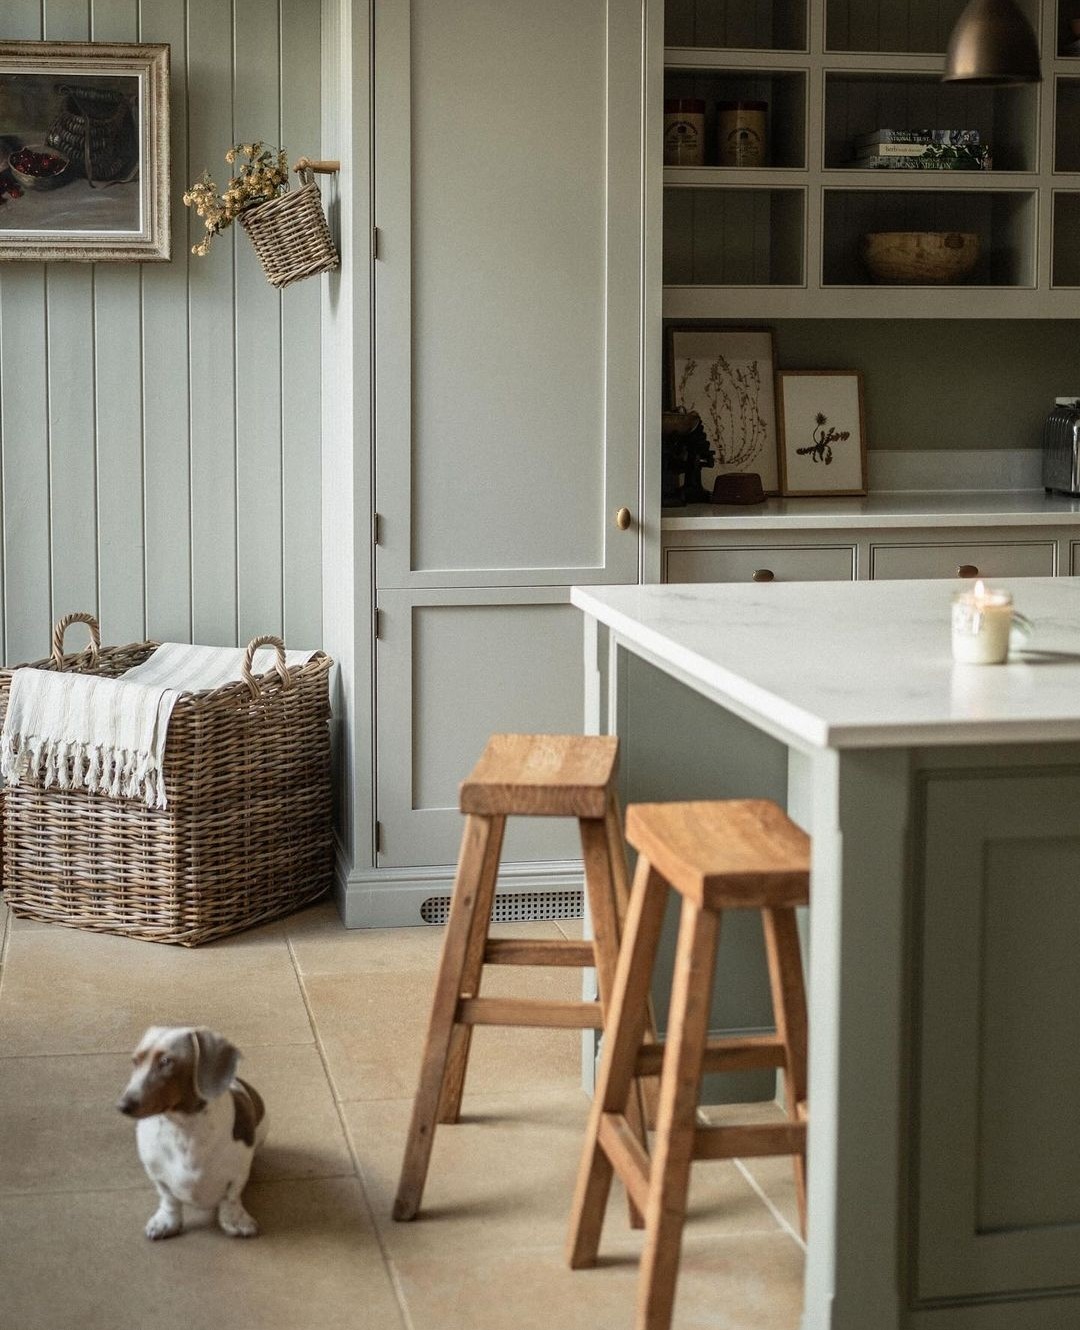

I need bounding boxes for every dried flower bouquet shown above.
[183,142,289,256]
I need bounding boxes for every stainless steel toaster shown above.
[1043,398,1080,497]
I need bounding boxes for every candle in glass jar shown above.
[951,580,1014,664]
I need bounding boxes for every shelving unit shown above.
[661,0,1080,317]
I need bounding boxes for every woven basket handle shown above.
[51,612,101,670]
[241,635,291,699]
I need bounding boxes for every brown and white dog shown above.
[117,1026,268,1240]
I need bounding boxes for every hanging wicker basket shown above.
[238,165,339,289]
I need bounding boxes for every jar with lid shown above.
[717,101,768,167]
[663,98,706,166]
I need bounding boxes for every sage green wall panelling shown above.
[0,0,323,667]
[671,320,1080,452]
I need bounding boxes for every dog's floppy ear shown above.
[190,1028,240,1101]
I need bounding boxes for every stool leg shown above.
[580,816,649,1230]
[436,815,505,1124]
[637,897,719,1330]
[606,788,662,1130]
[762,906,809,1237]
[393,814,504,1222]
[567,856,668,1270]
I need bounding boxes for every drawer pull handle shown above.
[752,568,775,583]
[615,506,632,531]
[957,564,980,578]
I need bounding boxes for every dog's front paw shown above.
[218,1203,259,1238]
[145,1208,183,1240]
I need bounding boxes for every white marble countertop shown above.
[573,577,1080,750]
[661,491,1080,532]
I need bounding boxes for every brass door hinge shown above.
[372,511,381,545]
[375,820,383,854]
[372,226,380,260]
[373,606,382,640]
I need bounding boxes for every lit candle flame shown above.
[973,579,987,601]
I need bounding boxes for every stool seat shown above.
[626,799,809,908]
[460,733,619,818]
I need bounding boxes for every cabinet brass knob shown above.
[615,506,632,531]
[957,564,980,578]
[752,568,775,583]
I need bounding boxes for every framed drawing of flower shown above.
[777,370,868,497]
[668,326,780,496]
[0,42,170,262]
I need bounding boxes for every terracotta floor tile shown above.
[1,1178,405,1330]
[0,925,313,1055]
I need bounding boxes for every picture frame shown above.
[777,370,868,497]
[0,41,170,263]
[668,326,780,496]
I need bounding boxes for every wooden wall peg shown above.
[294,157,340,174]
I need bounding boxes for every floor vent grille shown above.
[419,888,584,926]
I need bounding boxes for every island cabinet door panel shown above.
[914,769,1080,1304]
[373,0,644,590]
[374,589,586,868]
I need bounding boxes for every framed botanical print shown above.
[777,370,868,497]
[668,326,780,495]
[0,42,170,262]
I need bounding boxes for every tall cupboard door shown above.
[375,589,586,867]
[373,0,645,589]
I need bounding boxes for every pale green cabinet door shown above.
[915,769,1080,1304]
[373,0,644,590]
[375,589,586,867]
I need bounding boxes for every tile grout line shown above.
[733,1157,807,1254]
[284,933,417,1330]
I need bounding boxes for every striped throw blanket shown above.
[0,642,315,809]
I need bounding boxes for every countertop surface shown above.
[572,577,1080,750]
[661,490,1080,531]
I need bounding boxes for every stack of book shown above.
[851,129,991,171]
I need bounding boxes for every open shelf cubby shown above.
[664,68,807,168]
[664,187,805,285]
[665,0,807,51]
[1053,192,1080,284]
[826,0,1039,54]
[1056,78,1080,170]
[824,73,1037,172]
[1059,0,1080,55]
[822,189,1037,286]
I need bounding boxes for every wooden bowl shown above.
[862,231,980,284]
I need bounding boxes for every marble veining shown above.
[573,578,1080,749]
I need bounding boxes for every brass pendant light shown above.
[943,0,1041,84]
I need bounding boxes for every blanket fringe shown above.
[1,733,167,809]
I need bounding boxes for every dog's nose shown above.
[117,1096,137,1116]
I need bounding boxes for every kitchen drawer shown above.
[870,541,1055,581]
[663,544,855,584]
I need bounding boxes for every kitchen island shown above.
[572,577,1080,1330]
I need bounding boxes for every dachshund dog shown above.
[117,1026,268,1240]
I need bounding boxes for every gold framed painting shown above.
[668,326,780,495]
[0,41,170,262]
[777,370,868,497]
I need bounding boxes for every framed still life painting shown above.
[777,370,868,497]
[668,326,780,496]
[0,42,170,262]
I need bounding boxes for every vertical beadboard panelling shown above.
[187,0,239,644]
[92,0,146,644]
[0,0,323,664]
[233,0,284,644]
[140,0,192,641]
[280,0,323,649]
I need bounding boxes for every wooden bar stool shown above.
[567,799,810,1330]
[394,733,651,1223]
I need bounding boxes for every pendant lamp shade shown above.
[943,0,1041,83]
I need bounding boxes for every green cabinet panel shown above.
[915,770,1080,1305]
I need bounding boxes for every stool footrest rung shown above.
[456,996,604,1029]
[598,1112,651,1216]
[635,1034,787,1078]
[692,1122,806,1161]
[483,937,595,967]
